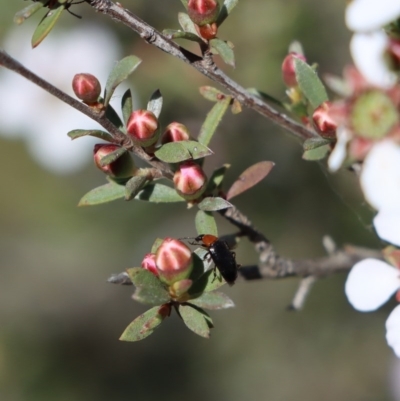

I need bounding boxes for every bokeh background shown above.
[0,0,397,400]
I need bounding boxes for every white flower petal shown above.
[360,140,400,211]
[328,126,351,172]
[374,209,400,246]
[386,305,400,357]
[346,0,400,32]
[350,31,397,89]
[345,258,400,311]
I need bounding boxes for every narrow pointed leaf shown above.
[125,176,147,201]
[135,183,185,202]
[294,58,328,109]
[104,104,124,130]
[188,269,226,297]
[247,88,284,107]
[179,304,213,338]
[199,86,225,102]
[206,164,230,192]
[189,291,235,310]
[99,146,127,167]
[180,0,189,10]
[154,141,212,163]
[147,89,163,119]
[78,182,125,206]
[231,99,242,114]
[163,29,203,43]
[121,89,133,126]
[14,2,44,24]
[198,96,231,146]
[303,137,331,151]
[209,39,235,67]
[178,12,197,34]
[226,161,275,200]
[127,268,170,305]
[302,144,330,161]
[197,197,232,211]
[216,0,239,26]
[151,238,164,254]
[119,305,168,342]
[104,55,142,107]
[67,129,113,142]
[31,4,64,48]
[195,210,218,236]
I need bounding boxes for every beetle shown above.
[185,234,239,286]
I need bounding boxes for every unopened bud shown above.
[126,110,159,147]
[161,122,191,144]
[72,73,101,103]
[282,53,306,87]
[312,101,337,138]
[141,253,158,276]
[173,161,207,200]
[187,0,220,26]
[155,238,193,285]
[93,144,135,179]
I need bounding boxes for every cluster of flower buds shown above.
[141,238,194,300]
[187,0,220,40]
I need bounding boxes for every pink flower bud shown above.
[173,161,207,200]
[281,52,306,87]
[312,101,337,138]
[155,238,193,285]
[141,253,159,276]
[126,110,159,147]
[187,0,220,26]
[195,23,218,40]
[161,122,191,144]
[93,144,136,179]
[72,73,101,103]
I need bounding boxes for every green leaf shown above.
[121,89,133,126]
[178,12,197,34]
[163,29,203,43]
[14,2,44,24]
[226,161,275,201]
[180,0,189,10]
[294,58,329,109]
[206,164,230,192]
[247,88,284,107]
[78,182,125,206]
[199,86,225,102]
[195,210,218,237]
[178,304,213,338]
[209,39,235,67]
[216,0,239,26]
[104,55,142,107]
[99,146,127,167]
[231,99,242,114]
[151,238,164,254]
[127,268,170,305]
[188,269,226,298]
[135,183,185,203]
[154,141,213,163]
[125,176,147,201]
[197,96,231,146]
[119,305,168,342]
[147,89,163,119]
[189,291,235,310]
[104,104,124,130]
[31,4,64,48]
[303,137,331,151]
[302,144,330,161]
[197,197,232,211]
[67,129,113,142]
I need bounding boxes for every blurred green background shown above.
[0,0,397,400]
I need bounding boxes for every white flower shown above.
[345,258,400,357]
[327,126,351,172]
[0,22,124,174]
[345,0,400,88]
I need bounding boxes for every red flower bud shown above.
[173,161,207,200]
[141,253,159,276]
[126,110,159,147]
[282,52,306,87]
[312,101,337,138]
[155,238,193,285]
[72,73,101,103]
[195,23,218,40]
[187,0,220,26]
[93,144,136,179]
[161,122,191,144]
